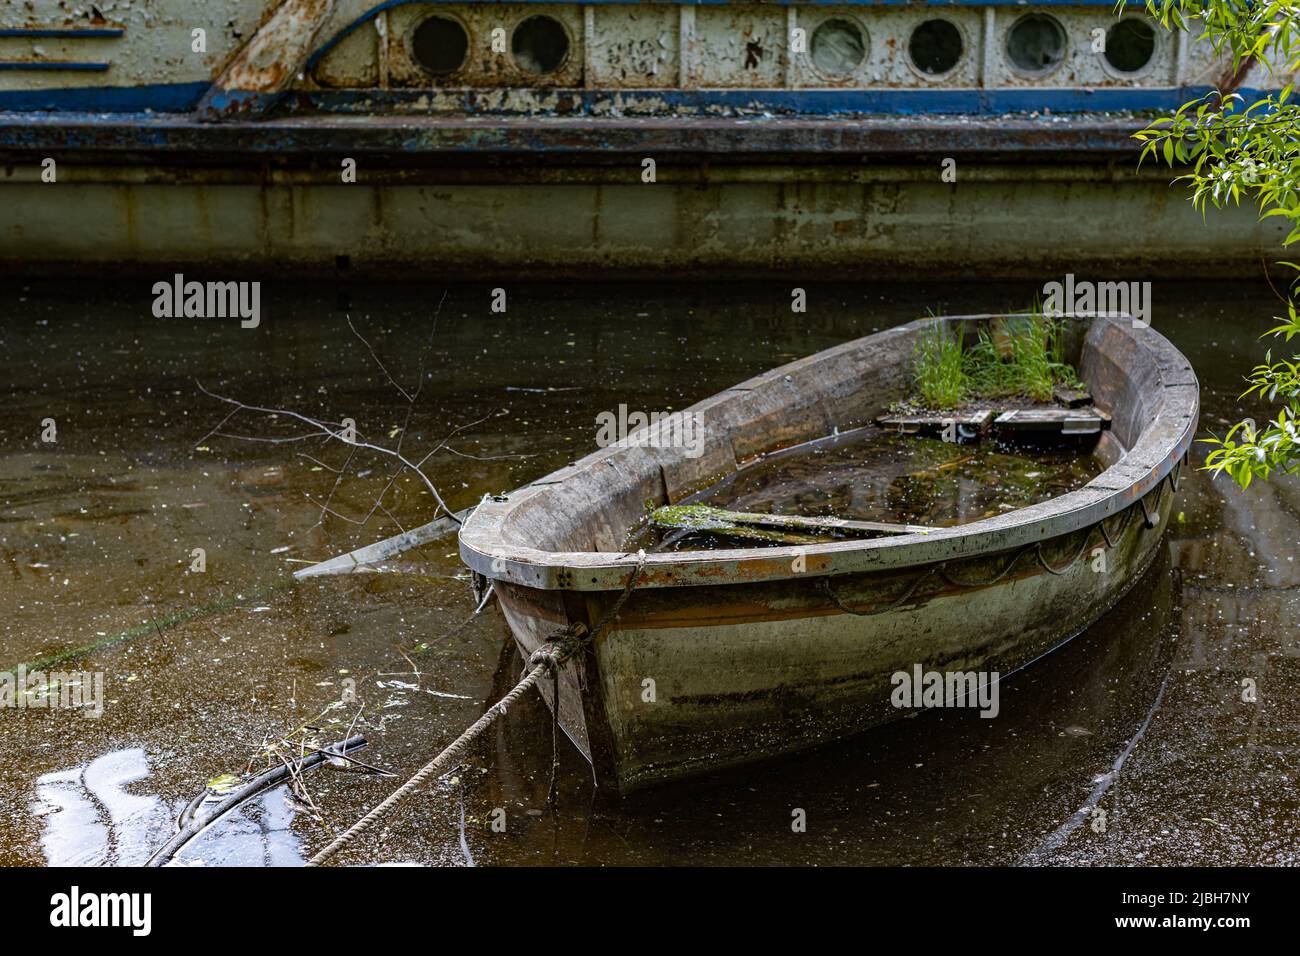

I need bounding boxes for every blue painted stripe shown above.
[0,81,208,112]
[0,28,125,38]
[0,81,1274,116]
[0,61,109,72]
[295,85,1274,117]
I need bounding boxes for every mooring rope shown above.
[306,551,646,867]
[305,660,551,867]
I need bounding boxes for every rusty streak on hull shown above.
[198,0,339,121]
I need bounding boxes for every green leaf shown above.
[207,773,242,795]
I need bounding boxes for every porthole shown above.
[810,18,867,78]
[1105,19,1156,74]
[512,15,569,75]
[909,19,963,76]
[411,16,469,76]
[1006,14,1067,75]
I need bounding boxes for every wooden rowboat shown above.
[459,314,1198,794]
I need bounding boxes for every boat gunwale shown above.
[460,313,1198,591]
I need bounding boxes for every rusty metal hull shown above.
[0,112,1285,278]
[460,314,1199,793]
[0,144,1287,277]
[1,1,1296,274]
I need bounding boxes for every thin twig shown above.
[197,295,466,544]
[1262,255,1290,304]
[195,380,459,521]
[348,313,413,403]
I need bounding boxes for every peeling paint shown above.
[0,2,1295,115]
[0,0,276,93]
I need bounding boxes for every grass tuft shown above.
[913,323,967,408]
[912,313,1082,409]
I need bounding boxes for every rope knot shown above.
[527,643,564,672]
[528,624,587,672]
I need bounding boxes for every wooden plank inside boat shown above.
[650,504,931,539]
[875,409,993,438]
[993,408,1111,436]
[877,405,1110,441]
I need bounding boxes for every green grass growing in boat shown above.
[913,323,968,407]
[912,312,1082,409]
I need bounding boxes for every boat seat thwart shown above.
[877,405,1111,439]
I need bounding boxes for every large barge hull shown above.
[0,115,1285,277]
[0,0,1294,276]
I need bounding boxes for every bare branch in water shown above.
[195,298,531,545]
[196,378,460,521]
[348,313,415,404]
[193,299,464,537]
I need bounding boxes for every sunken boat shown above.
[460,313,1198,794]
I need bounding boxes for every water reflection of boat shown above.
[0,1,1290,274]
[460,314,1198,793]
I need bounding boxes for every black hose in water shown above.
[143,734,369,868]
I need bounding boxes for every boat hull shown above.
[494,478,1174,793]
[1,1,1295,275]
[461,313,1198,794]
[0,147,1284,278]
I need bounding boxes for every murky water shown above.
[1,280,1296,866]
[632,430,1102,551]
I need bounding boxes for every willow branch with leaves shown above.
[1134,0,1300,486]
